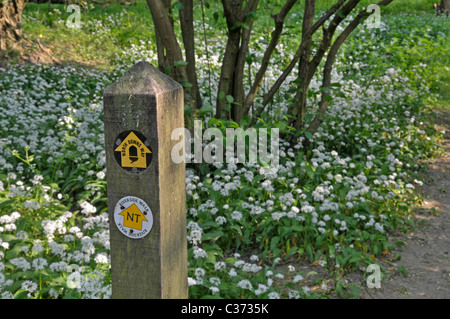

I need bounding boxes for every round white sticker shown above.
[114,196,153,239]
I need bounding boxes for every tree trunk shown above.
[291,0,361,130]
[215,0,242,119]
[147,0,193,114]
[215,0,259,121]
[231,0,258,123]
[147,0,184,80]
[0,0,28,51]
[179,0,202,111]
[292,0,315,131]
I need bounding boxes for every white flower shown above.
[271,212,283,221]
[32,258,48,270]
[215,216,227,225]
[195,268,205,278]
[10,257,31,271]
[32,244,44,254]
[301,205,315,213]
[209,277,221,286]
[255,284,268,295]
[96,171,105,179]
[188,229,202,245]
[231,211,242,221]
[237,279,253,290]
[188,277,197,286]
[193,246,207,259]
[21,280,38,293]
[214,261,226,271]
[209,286,220,294]
[80,201,97,216]
[94,253,109,264]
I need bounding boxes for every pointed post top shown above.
[105,61,182,96]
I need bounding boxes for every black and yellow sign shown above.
[114,130,152,173]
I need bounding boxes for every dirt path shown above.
[352,109,450,299]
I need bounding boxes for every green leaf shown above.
[173,1,183,10]
[6,243,24,260]
[14,289,29,299]
[304,113,314,124]
[285,247,298,259]
[199,103,214,114]
[181,81,192,88]
[305,244,314,261]
[202,231,224,242]
[174,60,188,67]
[304,131,314,140]
[270,236,280,251]
[348,255,362,265]
[208,118,224,127]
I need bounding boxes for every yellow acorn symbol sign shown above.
[114,131,152,172]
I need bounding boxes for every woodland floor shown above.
[346,108,450,299]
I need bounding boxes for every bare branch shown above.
[259,0,346,109]
[243,0,298,115]
[306,0,395,134]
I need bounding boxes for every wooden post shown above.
[103,61,187,299]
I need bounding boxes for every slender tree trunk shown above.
[0,0,28,51]
[216,0,258,121]
[147,0,195,116]
[292,0,315,131]
[154,0,170,73]
[231,0,258,123]
[216,25,241,119]
[179,0,202,111]
[216,0,242,119]
[147,0,186,80]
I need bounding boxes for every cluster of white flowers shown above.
[0,212,21,233]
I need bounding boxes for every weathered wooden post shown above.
[103,61,187,299]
